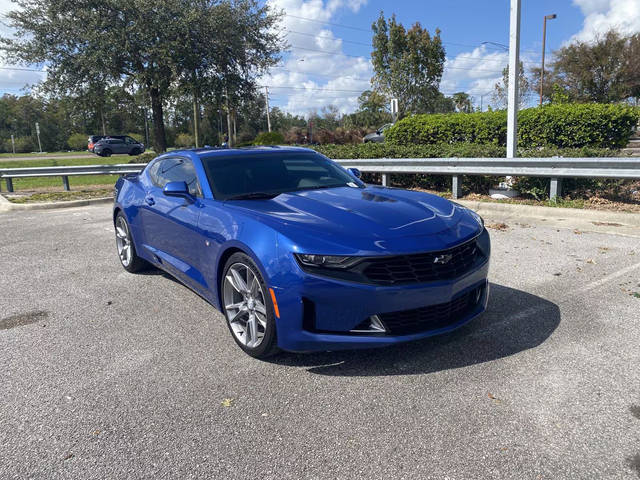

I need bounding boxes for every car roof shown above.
[160,145,317,160]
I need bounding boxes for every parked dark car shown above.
[88,135,106,152]
[94,136,145,157]
[363,123,394,143]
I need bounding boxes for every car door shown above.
[112,138,128,154]
[140,156,208,290]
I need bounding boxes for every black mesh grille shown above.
[378,286,482,335]
[361,238,481,285]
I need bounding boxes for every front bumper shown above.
[272,256,490,352]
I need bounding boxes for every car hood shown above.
[363,132,379,140]
[224,186,483,255]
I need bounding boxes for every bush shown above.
[3,136,35,153]
[386,104,639,149]
[253,131,285,145]
[174,132,194,148]
[310,142,506,159]
[518,104,639,148]
[127,132,144,143]
[67,133,88,151]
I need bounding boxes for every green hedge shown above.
[386,104,639,149]
[309,142,617,160]
[253,131,285,145]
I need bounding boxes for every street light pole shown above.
[490,0,521,199]
[540,14,557,106]
[265,86,271,133]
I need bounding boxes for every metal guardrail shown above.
[0,158,638,199]
[336,157,640,199]
[0,164,147,192]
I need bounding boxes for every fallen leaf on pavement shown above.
[222,398,234,407]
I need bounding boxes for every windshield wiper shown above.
[292,184,346,192]
[226,192,280,200]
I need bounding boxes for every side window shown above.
[148,159,163,187]
[155,157,202,197]
[125,136,137,144]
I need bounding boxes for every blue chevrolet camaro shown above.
[113,146,490,358]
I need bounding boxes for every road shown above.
[0,154,95,163]
[1,204,639,479]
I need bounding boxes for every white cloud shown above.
[0,1,47,94]
[264,0,372,116]
[571,0,640,42]
[440,46,507,106]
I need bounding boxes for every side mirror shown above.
[163,181,191,198]
[348,167,362,179]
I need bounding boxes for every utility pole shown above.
[265,86,271,132]
[540,14,557,106]
[490,0,521,198]
[506,0,521,160]
[35,122,42,153]
[10,134,15,154]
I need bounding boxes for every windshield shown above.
[201,151,363,200]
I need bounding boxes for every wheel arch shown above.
[214,241,273,310]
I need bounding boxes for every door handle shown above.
[145,196,155,206]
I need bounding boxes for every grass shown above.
[0,151,93,158]
[0,156,142,191]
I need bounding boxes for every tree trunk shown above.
[226,100,233,148]
[149,86,167,153]
[193,94,200,148]
[100,106,106,135]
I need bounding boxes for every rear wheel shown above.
[101,149,112,157]
[222,253,279,358]
[115,212,147,273]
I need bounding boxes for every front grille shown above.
[378,286,483,335]
[361,238,481,285]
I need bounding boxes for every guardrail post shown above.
[550,177,562,200]
[5,178,13,193]
[62,176,70,191]
[381,174,388,186]
[451,175,462,199]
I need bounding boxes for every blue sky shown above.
[1,0,639,114]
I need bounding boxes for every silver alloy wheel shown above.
[115,216,132,267]
[223,263,268,349]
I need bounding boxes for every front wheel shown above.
[222,253,279,358]
[115,212,147,273]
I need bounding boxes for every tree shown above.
[371,12,446,117]
[452,92,473,113]
[1,0,283,152]
[531,30,640,104]
[492,62,531,109]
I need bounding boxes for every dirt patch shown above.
[6,188,113,204]
[0,310,49,330]
[487,222,509,231]
[631,405,640,420]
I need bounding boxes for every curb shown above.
[0,195,113,212]
[458,199,640,227]
[1,193,639,228]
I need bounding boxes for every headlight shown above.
[295,254,360,269]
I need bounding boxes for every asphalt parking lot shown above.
[1,204,639,479]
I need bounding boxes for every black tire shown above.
[114,212,148,273]
[129,148,141,156]
[101,149,112,157]
[221,252,280,358]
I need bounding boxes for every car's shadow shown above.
[268,283,560,377]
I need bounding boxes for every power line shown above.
[283,13,552,55]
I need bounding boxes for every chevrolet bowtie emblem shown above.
[433,254,453,264]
